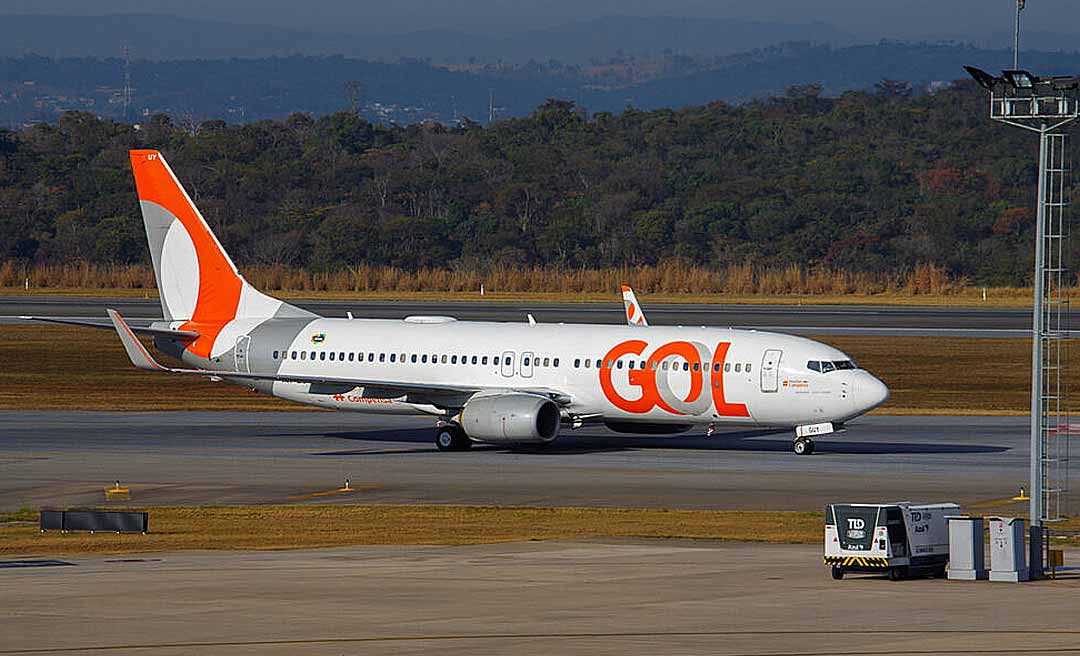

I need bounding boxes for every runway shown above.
[2,541,1079,656]
[0,295,1057,337]
[0,411,1059,512]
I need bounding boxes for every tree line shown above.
[0,81,1066,286]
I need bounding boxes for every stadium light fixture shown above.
[963,66,1002,91]
[1003,69,1038,89]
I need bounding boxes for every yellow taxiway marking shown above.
[287,485,382,500]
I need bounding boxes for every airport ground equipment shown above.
[947,517,988,581]
[989,517,1029,582]
[824,502,957,581]
[40,509,148,534]
[965,63,1077,578]
[825,505,954,583]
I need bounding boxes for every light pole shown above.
[965,65,1078,577]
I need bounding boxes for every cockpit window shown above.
[808,359,858,373]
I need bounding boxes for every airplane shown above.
[31,149,890,455]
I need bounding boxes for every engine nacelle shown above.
[460,393,561,444]
[604,421,693,435]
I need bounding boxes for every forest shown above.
[0,79,1067,288]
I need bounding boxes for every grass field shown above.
[0,324,1071,413]
[0,505,820,554]
[2,505,1077,555]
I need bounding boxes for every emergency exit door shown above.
[760,349,782,393]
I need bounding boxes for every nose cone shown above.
[858,374,890,412]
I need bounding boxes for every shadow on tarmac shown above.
[298,426,1010,457]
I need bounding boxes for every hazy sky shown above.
[2,0,1076,38]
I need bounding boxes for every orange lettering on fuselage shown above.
[600,339,749,418]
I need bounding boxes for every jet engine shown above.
[460,393,561,444]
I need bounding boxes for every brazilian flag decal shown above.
[311,333,326,344]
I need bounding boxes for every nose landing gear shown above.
[793,436,815,455]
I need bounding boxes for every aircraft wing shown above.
[107,309,570,405]
[23,315,199,340]
[621,285,649,326]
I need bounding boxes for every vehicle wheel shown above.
[805,438,815,454]
[889,567,907,581]
[933,564,947,579]
[831,566,845,580]
[793,438,812,455]
[435,425,471,452]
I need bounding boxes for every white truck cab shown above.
[824,502,959,580]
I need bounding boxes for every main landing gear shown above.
[793,436,815,456]
[435,422,472,452]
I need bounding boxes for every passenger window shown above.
[340,352,345,361]
[693,362,700,372]
[808,361,820,372]
[615,360,622,369]
[734,363,741,373]
[543,357,550,367]
[390,354,396,363]
[421,354,428,363]
[746,363,752,373]
[272,350,279,360]
[441,355,447,364]
[553,358,559,367]
[368,353,375,362]
[320,352,326,361]
[662,361,669,371]
[713,363,720,372]
[472,356,478,365]
[311,351,316,360]
[574,358,581,368]
[628,360,635,370]
[597,359,603,369]
[451,355,458,364]
[682,362,689,371]
[524,357,530,366]
[300,351,306,360]
[329,352,335,361]
[379,353,386,363]
[482,356,489,365]
[724,363,730,372]
[291,351,297,360]
[650,361,657,370]
[584,359,591,368]
[349,353,355,362]
[411,354,417,363]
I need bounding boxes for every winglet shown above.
[621,285,649,327]
[107,309,167,371]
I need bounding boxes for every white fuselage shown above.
[226,317,889,428]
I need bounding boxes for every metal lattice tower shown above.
[967,66,1077,533]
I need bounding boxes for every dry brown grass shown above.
[0,325,298,411]
[0,260,1063,305]
[817,336,1080,415]
[0,505,823,555]
[0,325,1073,413]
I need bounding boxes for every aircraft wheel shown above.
[793,437,814,455]
[435,424,472,452]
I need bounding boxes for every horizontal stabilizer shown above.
[22,315,199,340]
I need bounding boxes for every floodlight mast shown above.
[965,65,1077,577]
